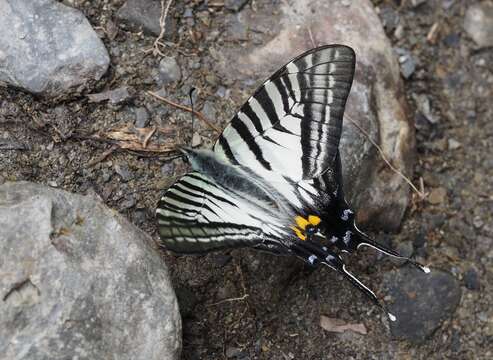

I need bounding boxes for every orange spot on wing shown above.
[295,216,310,230]
[291,226,307,241]
[308,215,321,226]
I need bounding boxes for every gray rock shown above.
[410,0,427,8]
[114,162,133,181]
[134,107,150,128]
[215,0,415,231]
[201,101,217,121]
[464,2,493,48]
[117,0,174,37]
[87,86,134,105]
[158,57,182,85]
[383,268,461,343]
[379,5,400,32]
[0,182,181,360]
[191,132,202,147]
[464,268,480,291]
[0,0,110,99]
[225,0,250,12]
[412,93,438,124]
[215,86,230,98]
[448,138,461,150]
[395,48,416,79]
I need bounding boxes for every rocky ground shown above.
[1,0,492,359]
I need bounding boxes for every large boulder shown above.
[0,0,110,99]
[0,182,181,360]
[215,0,414,231]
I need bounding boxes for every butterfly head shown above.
[179,147,217,173]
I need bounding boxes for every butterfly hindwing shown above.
[213,45,355,182]
[156,172,287,253]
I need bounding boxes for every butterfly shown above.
[156,45,429,320]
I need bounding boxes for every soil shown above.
[1,1,492,359]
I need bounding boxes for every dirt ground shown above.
[1,1,492,359]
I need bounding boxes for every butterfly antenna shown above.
[189,87,196,148]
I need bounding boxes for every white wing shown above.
[156,172,289,253]
[213,45,355,182]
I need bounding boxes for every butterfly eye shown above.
[181,154,190,164]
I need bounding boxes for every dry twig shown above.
[147,91,222,133]
[87,145,119,167]
[142,126,157,148]
[207,294,249,307]
[307,26,316,48]
[144,0,174,56]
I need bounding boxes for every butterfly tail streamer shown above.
[351,227,431,274]
[291,239,396,321]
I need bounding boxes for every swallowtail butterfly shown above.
[156,45,429,320]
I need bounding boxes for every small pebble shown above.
[224,0,249,12]
[201,101,217,121]
[87,86,133,105]
[134,107,150,128]
[114,163,132,181]
[158,57,182,85]
[464,268,480,290]
[121,195,136,209]
[191,132,202,147]
[448,138,461,150]
[428,187,447,205]
[464,3,493,48]
[410,0,427,8]
[395,48,416,79]
[225,346,242,358]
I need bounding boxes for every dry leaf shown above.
[320,315,367,335]
[94,125,176,153]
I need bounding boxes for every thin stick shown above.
[207,294,249,307]
[147,91,222,133]
[87,145,118,167]
[345,114,426,199]
[142,126,156,148]
[307,27,316,48]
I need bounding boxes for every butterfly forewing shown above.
[213,45,355,181]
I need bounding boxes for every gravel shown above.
[1,0,492,358]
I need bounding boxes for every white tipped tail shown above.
[388,313,397,322]
[421,265,431,274]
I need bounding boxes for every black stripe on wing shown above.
[156,172,278,254]
[213,45,355,182]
